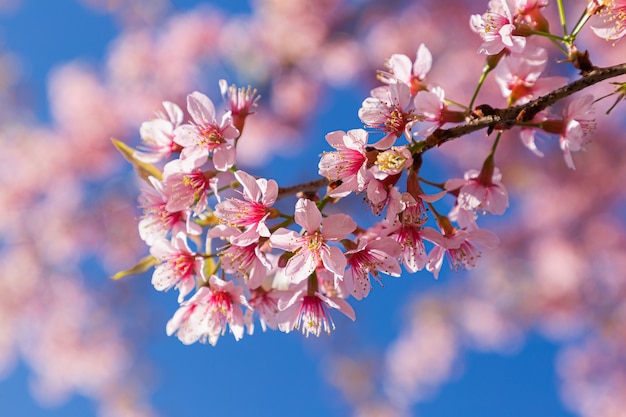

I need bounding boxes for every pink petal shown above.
[294,198,322,233]
[322,214,356,240]
[413,43,432,79]
[187,91,216,125]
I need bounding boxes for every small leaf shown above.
[111,138,162,183]
[111,254,158,280]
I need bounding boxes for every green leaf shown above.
[111,138,162,183]
[111,254,158,280]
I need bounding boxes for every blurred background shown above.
[0,0,625,416]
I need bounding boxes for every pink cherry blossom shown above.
[166,276,248,346]
[541,94,596,170]
[422,226,500,279]
[379,43,432,95]
[247,286,284,332]
[445,166,509,215]
[494,48,568,105]
[318,129,369,198]
[162,163,218,215]
[384,197,429,273]
[173,91,240,172]
[277,289,356,337]
[358,82,415,148]
[590,0,626,41]
[343,237,402,300]
[373,146,413,177]
[269,198,356,284]
[214,170,278,246]
[413,86,465,136]
[470,0,527,55]
[210,225,273,289]
[219,79,260,133]
[366,178,403,216]
[149,233,203,302]
[134,101,184,163]
[137,176,202,246]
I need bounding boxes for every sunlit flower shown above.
[150,233,203,302]
[540,94,596,169]
[470,0,527,55]
[174,91,240,171]
[277,290,356,337]
[343,237,402,300]
[318,129,370,198]
[214,170,278,246]
[445,166,509,215]
[422,223,500,279]
[135,101,184,163]
[590,0,626,41]
[358,83,415,148]
[270,198,356,284]
[166,276,249,346]
[378,43,432,94]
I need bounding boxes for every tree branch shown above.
[275,62,626,199]
[277,177,329,200]
[421,62,626,153]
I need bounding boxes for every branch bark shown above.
[277,62,626,199]
[421,62,626,153]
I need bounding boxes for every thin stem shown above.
[445,98,469,111]
[569,9,592,40]
[490,131,503,154]
[420,62,626,153]
[277,177,329,200]
[418,176,445,189]
[556,0,567,36]
[468,64,492,110]
[529,30,567,42]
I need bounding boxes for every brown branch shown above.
[275,62,626,199]
[277,177,329,200]
[421,62,626,153]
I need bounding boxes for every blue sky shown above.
[0,1,578,416]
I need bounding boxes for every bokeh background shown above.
[1,0,625,416]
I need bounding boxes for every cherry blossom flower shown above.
[385,196,429,273]
[134,101,183,163]
[358,82,415,148]
[470,0,527,55]
[366,178,403,216]
[379,43,432,95]
[540,94,596,169]
[149,233,203,302]
[269,198,356,284]
[137,176,202,246]
[413,86,466,136]
[214,170,278,246]
[494,48,568,105]
[162,162,219,215]
[422,222,500,279]
[219,79,260,133]
[246,286,284,332]
[516,111,549,157]
[445,165,509,215]
[277,289,356,337]
[590,0,626,41]
[318,129,370,198]
[210,225,273,289]
[166,276,249,346]
[173,91,240,172]
[343,237,402,300]
[516,0,550,32]
[374,146,413,177]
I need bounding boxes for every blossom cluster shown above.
[117,0,626,346]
